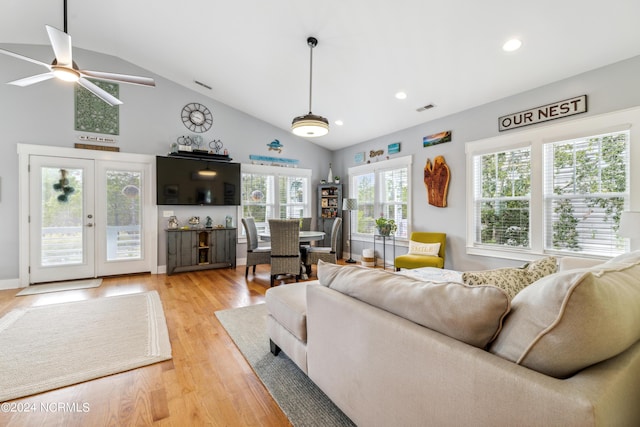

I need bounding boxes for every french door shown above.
[26,152,155,284]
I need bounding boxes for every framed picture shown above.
[388,142,401,154]
[423,130,452,147]
[354,152,365,164]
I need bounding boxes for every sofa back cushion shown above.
[490,251,640,378]
[461,256,557,300]
[317,261,510,348]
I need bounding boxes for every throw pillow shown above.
[462,256,557,300]
[490,252,640,378]
[408,241,441,256]
[317,261,510,349]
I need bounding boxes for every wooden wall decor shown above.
[424,156,450,207]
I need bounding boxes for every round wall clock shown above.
[181,102,213,133]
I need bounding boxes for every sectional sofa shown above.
[265,253,640,426]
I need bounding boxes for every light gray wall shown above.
[0,44,332,280]
[332,55,640,271]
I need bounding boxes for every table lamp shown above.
[342,198,358,263]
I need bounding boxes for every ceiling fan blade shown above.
[81,70,156,87]
[0,48,52,69]
[8,72,55,87]
[78,77,123,106]
[45,25,72,67]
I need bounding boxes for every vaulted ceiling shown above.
[2,0,640,150]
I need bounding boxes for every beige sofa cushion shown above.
[317,261,510,348]
[462,256,557,300]
[490,251,640,378]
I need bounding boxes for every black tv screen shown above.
[156,156,241,206]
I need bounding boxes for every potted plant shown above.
[375,215,397,236]
[334,176,341,183]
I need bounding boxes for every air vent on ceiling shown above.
[195,80,212,90]
[416,103,435,112]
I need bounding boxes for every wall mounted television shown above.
[156,156,241,206]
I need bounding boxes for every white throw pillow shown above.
[408,241,440,256]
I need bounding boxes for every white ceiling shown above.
[2,0,640,150]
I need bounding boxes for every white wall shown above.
[0,44,332,281]
[332,55,640,271]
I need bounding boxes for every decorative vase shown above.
[327,163,333,183]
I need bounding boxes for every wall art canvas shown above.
[75,80,120,135]
[388,142,401,154]
[423,130,451,147]
[354,152,365,164]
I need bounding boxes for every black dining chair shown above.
[268,219,301,287]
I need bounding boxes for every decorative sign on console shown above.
[498,95,587,131]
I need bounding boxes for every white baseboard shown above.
[0,278,23,290]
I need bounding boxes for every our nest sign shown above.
[498,95,587,131]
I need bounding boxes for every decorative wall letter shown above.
[424,156,450,208]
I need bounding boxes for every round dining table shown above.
[258,230,326,279]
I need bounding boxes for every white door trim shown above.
[17,143,158,287]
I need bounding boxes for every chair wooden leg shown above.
[253,265,257,274]
[270,275,275,287]
[245,266,249,277]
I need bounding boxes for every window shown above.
[544,131,629,256]
[466,107,640,261]
[348,156,411,239]
[240,164,311,235]
[473,147,531,248]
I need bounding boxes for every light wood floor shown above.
[0,264,322,426]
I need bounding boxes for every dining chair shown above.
[300,217,312,231]
[268,219,301,287]
[307,217,342,273]
[241,217,271,278]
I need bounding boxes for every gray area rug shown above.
[215,304,355,427]
[0,291,172,402]
[16,278,102,296]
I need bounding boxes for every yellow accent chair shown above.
[394,232,446,271]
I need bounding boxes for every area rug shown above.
[16,278,102,296]
[0,291,172,402]
[215,304,355,427]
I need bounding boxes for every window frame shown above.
[239,164,312,240]
[347,155,412,241]
[465,107,640,262]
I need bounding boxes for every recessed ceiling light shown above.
[395,91,407,100]
[502,38,522,52]
[334,120,344,126]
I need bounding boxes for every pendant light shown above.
[291,37,329,137]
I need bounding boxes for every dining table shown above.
[258,230,326,279]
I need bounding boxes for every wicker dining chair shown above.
[268,219,301,287]
[307,217,342,272]
[241,217,271,278]
[300,217,312,231]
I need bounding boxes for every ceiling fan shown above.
[0,2,155,106]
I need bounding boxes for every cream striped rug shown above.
[0,291,172,402]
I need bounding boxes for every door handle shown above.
[86,223,94,227]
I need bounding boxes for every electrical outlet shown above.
[162,210,174,218]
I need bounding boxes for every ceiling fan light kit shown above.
[0,1,155,106]
[291,36,329,138]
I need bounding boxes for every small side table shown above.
[373,234,396,270]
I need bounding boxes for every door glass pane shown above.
[106,170,142,261]
[41,167,84,266]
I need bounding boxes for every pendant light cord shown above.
[308,42,314,114]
